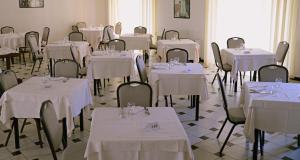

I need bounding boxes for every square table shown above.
[0,33,25,50]
[157,39,200,63]
[120,33,151,50]
[149,63,208,121]
[240,82,300,159]
[79,27,104,49]
[0,77,92,149]
[84,107,194,160]
[221,48,276,91]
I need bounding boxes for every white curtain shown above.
[204,0,299,76]
[108,0,155,34]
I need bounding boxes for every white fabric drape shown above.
[204,0,299,76]
[108,0,155,34]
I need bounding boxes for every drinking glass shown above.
[174,57,180,64]
[275,78,283,88]
[127,102,135,116]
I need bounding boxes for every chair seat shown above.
[19,47,30,53]
[62,142,86,160]
[222,63,232,72]
[228,107,245,123]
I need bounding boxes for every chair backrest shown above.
[70,45,80,64]
[216,73,232,122]
[211,42,224,70]
[76,22,87,29]
[0,70,18,93]
[227,37,245,48]
[134,26,147,34]
[164,30,180,40]
[25,31,39,48]
[102,25,114,42]
[41,27,50,47]
[275,41,289,65]
[72,25,79,32]
[136,55,148,83]
[54,59,79,78]
[1,26,14,34]
[108,39,126,51]
[69,32,84,41]
[115,22,122,35]
[258,64,288,83]
[166,48,188,63]
[117,81,152,107]
[28,34,42,59]
[40,100,62,160]
[159,28,166,40]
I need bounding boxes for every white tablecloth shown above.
[0,33,25,50]
[157,39,200,62]
[87,50,137,80]
[240,82,300,141]
[0,47,18,55]
[120,34,151,50]
[221,48,276,80]
[46,41,91,66]
[149,63,208,105]
[84,107,194,160]
[80,27,103,49]
[0,77,92,136]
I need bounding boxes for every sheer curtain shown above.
[108,0,155,34]
[204,0,298,76]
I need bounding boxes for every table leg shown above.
[253,71,257,81]
[13,118,20,149]
[5,57,11,70]
[62,118,67,149]
[297,135,300,147]
[49,59,53,76]
[253,129,259,160]
[195,95,199,121]
[234,72,238,92]
[127,76,130,82]
[93,79,97,96]
[80,109,84,131]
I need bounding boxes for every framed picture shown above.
[19,0,44,8]
[174,0,190,19]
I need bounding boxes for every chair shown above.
[107,39,126,51]
[76,22,87,29]
[72,25,79,32]
[166,48,188,63]
[69,32,84,41]
[275,41,289,65]
[54,59,79,78]
[164,30,180,40]
[70,45,87,77]
[136,55,148,83]
[27,34,43,74]
[216,73,246,156]
[211,42,232,84]
[19,31,39,65]
[115,22,122,35]
[117,81,152,107]
[134,26,147,34]
[40,100,86,160]
[258,64,288,83]
[98,25,114,50]
[41,27,50,48]
[227,37,245,48]
[1,26,14,34]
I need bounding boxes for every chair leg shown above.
[217,118,227,138]
[219,124,236,156]
[34,119,43,148]
[31,61,36,74]
[20,119,27,133]
[164,95,168,106]
[37,59,43,71]
[170,95,173,107]
[4,120,15,146]
[260,131,265,155]
[223,72,228,84]
[211,69,219,85]
[239,72,243,86]
[22,53,26,65]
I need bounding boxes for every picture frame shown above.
[19,0,44,8]
[174,0,190,19]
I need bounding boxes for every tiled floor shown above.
[0,53,300,160]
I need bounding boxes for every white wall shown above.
[0,0,107,41]
[156,0,206,59]
[294,1,300,78]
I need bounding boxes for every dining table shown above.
[0,47,20,69]
[157,39,200,63]
[221,48,276,92]
[79,27,103,49]
[84,107,194,160]
[0,76,92,149]
[120,33,151,51]
[0,33,25,50]
[149,63,208,121]
[240,82,300,159]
